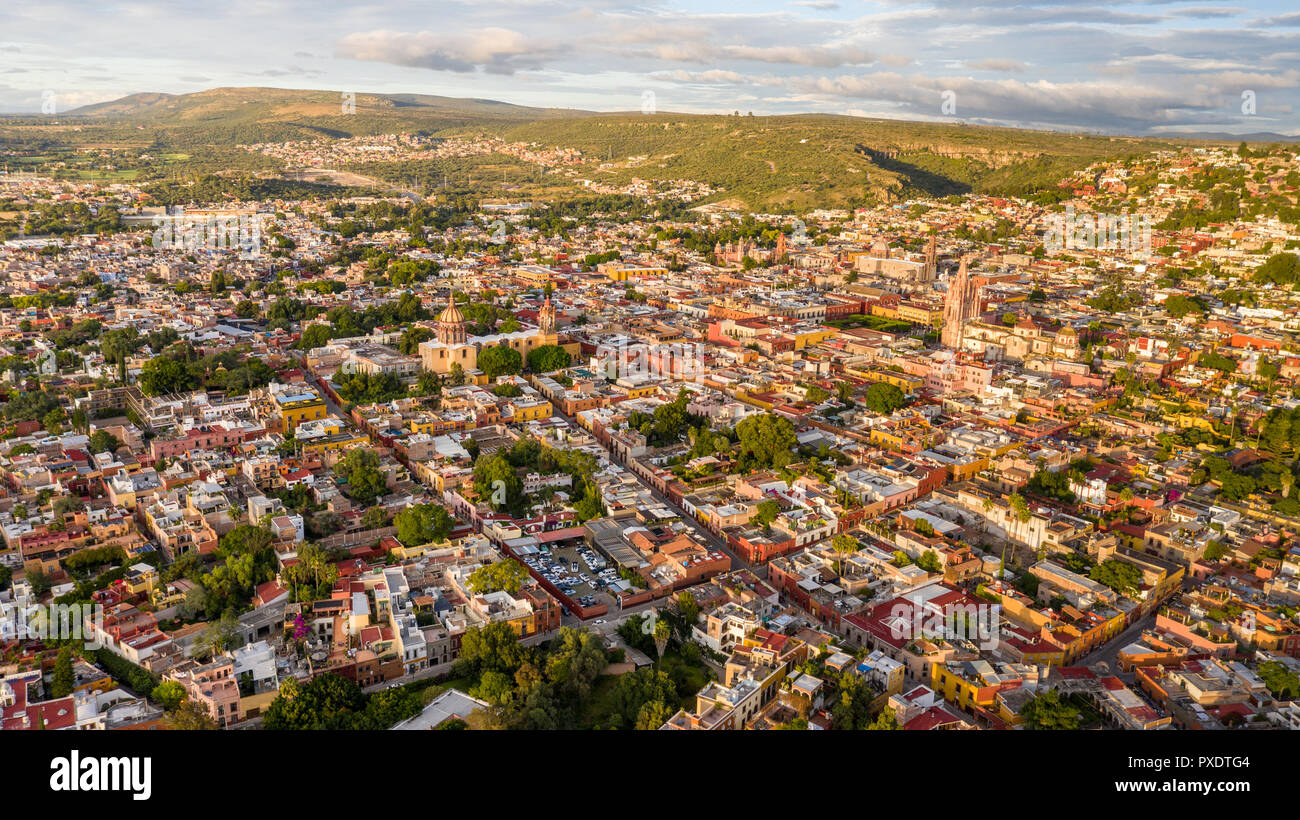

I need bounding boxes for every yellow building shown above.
[419,292,560,377]
[271,386,327,433]
[508,399,553,422]
[897,302,943,328]
[599,263,668,280]
[930,661,1024,713]
[790,327,837,350]
[299,430,370,457]
[863,370,924,392]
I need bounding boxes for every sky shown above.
[1,0,1298,135]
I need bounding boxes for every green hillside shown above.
[0,87,1194,210]
[493,113,1179,210]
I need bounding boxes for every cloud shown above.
[336,28,558,74]
[787,71,1233,131]
[1169,6,1242,18]
[1256,12,1300,27]
[966,58,1028,72]
[662,69,785,86]
[720,44,874,67]
[791,1,839,9]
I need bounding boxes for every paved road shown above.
[303,371,347,419]
[1076,610,1157,674]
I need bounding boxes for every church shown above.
[418,292,560,378]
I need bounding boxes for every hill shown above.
[492,113,1182,210]
[0,87,1208,210]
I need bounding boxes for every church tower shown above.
[436,291,467,346]
[538,292,556,337]
[941,255,979,349]
[923,233,937,282]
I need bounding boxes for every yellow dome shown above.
[438,300,465,324]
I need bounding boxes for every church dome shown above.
[438,299,465,325]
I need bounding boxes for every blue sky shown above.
[1,0,1298,134]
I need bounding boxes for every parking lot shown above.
[519,542,620,613]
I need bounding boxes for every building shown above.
[941,255,980,349]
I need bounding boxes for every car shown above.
[594,619,606,625]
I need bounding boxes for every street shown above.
[545,403,757,576]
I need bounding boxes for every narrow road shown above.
[1076,611,1157,672]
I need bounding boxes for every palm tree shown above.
[653,619,670,665]
[831,533,859,575]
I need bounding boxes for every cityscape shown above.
[0,6,1298,780]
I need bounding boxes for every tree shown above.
[361,505,389,530]
[1089,559,1142,596]
[735,413,797,471]
[262,673,367,730]
[831,533,859,574]
[467,559,530,595]
[916,550,943,574]
[335,447,385,505]
[863,382,907,414]
[1021,689,1081,729]
[42,408,65,434]
[394,503,454,546]
[296,323,335,350]
[165,699,219,730]
[526,344,571,373]
[138,356,196,396]
[477,345,523,379]
[804,384,830,404]
[218,524,273,557]
[1008,493,1031,523]
[51,647,75,697]
[867,708,900,730]
[455,621,531,679]
[1259,661,1300,700]
[1203,540,1229,561]
[677,590,699,625]
[1253,251,1300,286]
[653,618,671,663]
[88,430,122,454]
[635,699,672,730]
[753,499,781,531]
[194,613,244,659]
[832,673,875,729]
[151,680,188,711]
[282,543,339,601]
[473,452,522,513]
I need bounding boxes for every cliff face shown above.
[860,142,1033,167]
